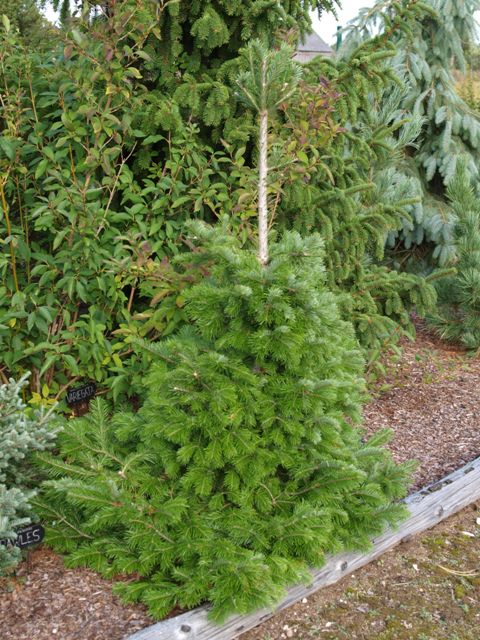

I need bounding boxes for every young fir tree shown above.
[36,224,412,621]
[35,43,413,621]
[236,40,302,265]
[427,162,480,350]
[0,375,57,573]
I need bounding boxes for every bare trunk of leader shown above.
[258,109,269,266]
[258,55,269,267]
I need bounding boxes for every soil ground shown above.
[1,322,479,639]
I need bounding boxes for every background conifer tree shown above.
[269,2,438,366]
[427,162,480,350]
[49,1,340,139]
[341,0,480,267]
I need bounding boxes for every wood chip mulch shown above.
[363,319,480,492]
[0,548,153,639]
[1,320,479,639]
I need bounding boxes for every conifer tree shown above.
[427,162,480,350]
[36,223,413,621]
[51,1,339,137]
[35,39,412,622]
[341,0,480,266]
[0,375,57,573]
[272,2,437,364]
[401,0,480,186]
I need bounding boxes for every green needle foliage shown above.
[271,2,438,366]
[0,375,58,574]
[236,41,302,115]
[427,163,480,350]
[36,222,413,621]
[50,0,339,140]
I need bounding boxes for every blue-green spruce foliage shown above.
[0,375,57,573]
[341,0,480,266]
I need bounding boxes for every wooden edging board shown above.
[127,456,480,640]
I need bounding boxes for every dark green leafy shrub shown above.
[0,21,248,405]
[36,223,413,621]
[0,375,58,574]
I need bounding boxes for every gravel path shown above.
[1,322,479,639]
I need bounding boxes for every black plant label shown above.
[0,523,45,549]
[66,382,97,406]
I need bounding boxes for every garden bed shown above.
[1,322,479,640]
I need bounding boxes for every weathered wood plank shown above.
[127,457,480,640]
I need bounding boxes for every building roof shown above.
[297,30,334,55]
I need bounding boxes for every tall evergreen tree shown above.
[341,0,480,266]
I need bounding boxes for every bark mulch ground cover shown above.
[0,548,152,640]
[363,319,480,492]
[1,321,479,639]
